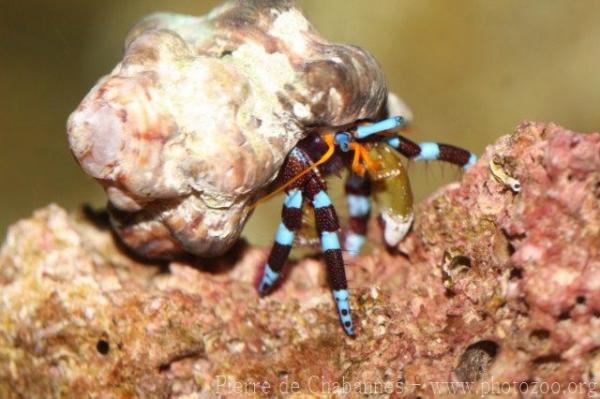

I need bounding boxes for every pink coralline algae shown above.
[67,0,389,259]
[1,122,599,398]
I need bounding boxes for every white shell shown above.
[67,0,388,257]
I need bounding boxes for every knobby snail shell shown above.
[67,0,391,258]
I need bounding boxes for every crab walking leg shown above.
[385,135,477,170]
[355,116,406,139]
[343,173,372,256]
[257,188,304,295]
[257,149,310,296]
[305,178,355,336]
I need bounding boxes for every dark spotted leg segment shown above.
[258,146,354,335]
[386,135,477,170]
[258,149,307,295]
[305,178,355,336]
[257,188,303,295]
[343,173,372,256]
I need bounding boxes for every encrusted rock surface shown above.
[1,122,599,398]
[67,0,388,259]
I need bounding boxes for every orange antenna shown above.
[349,142,381,176]
[350,143,365,176]
[251,133,336,209]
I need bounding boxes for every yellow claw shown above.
[367,143,414,246]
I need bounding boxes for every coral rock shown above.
[2,122,599,397]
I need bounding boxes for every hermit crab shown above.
[67,0,476,335]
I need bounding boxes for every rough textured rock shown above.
[67,0,388,259]
[1,122,599,398]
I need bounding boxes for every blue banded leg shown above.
[258,189,303,295]
[309,185,355,336]
[344,173,372,256]
[344,233,366,257]
[355,116,406,139]
[386,136,477,170]
[333,289,352,334]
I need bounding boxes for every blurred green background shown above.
[1,1,600,246]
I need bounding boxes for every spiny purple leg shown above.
[305,178,355,336]
[344,173,371,256]
[386,135,477,170]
